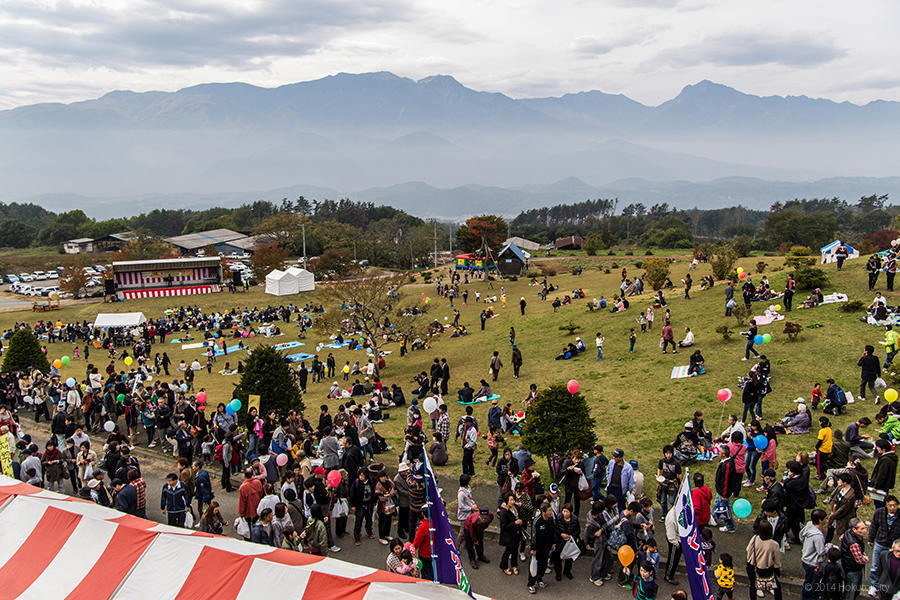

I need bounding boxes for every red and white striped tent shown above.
[0,476,485,600]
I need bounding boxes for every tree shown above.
[311,248,353,277]
[318,271,428,377]
[59,261,90,298]
[250,242,287,281]
[0,218,35,248]
[583,234,606,256]
[765,210,835,250]
[521,383,596,471]
[642,258,670,290]
[114,234,174,261]
[233,345,304,416]
[2,329,50,373]
[455,215,507,253]
[707,246,737,280]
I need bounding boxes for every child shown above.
[714,553,734,600]
[639,314,647,333]
[638,538,660,573]
[624,560,658,600]
[73,346,80,360]
[820,547,843,600]
[483,426,502,466]
[815,416,833,479]
[396,548,420,577]
[629,329,637,353]
[200,434,215,463]
[810,383,823,410]
[700,527,716,565]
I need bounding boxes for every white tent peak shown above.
[93,312,147,328]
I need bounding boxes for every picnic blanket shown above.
[284,352,315,363]
[866,314,900,327]
[821,293,849,305]
[754,313,785,326]
[273,341,305,351]
[169,338,194,344]
[181,341,214,350]
[458,393,501,406]
[217,370,240,376]
[322,341,350,349]
[671,365,705,379]
[199,344,246,358]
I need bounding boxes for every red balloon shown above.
[567,380,580,394]
[327,470,342,488]
[276,453,288,466]
[717,388,732,403]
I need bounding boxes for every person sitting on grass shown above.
[687,350,705,376]
[677,327,695,348]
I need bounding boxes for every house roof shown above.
[112,257,222,273]
[498,242,528,262]
[165,228,247,250]
[503,236,541,251]
[66,238,94,244]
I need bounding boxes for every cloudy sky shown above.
[0,0,896,109]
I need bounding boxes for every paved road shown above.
[19,417,789,599]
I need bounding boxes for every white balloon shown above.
[423,396,439,414]
[22,395,33,405]
[103,421,116,432]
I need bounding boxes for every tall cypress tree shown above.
[521,383,596,473]
[2,329,51,373]
[233,345,303,415]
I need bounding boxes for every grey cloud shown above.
[664,32,847,68]
[0,0,417,69]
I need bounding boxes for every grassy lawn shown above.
[1,252,886,514]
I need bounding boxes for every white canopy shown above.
[265,269,299,296]
[285,266,316,292]
[93,312,147,328]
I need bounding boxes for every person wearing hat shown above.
[392,463,411,538]
[460,416,478,477]
[463,507,493,569]
[520,297,526,316]
[606,449,634,511]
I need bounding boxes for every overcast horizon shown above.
[0,0,897,110]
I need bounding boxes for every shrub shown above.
[731,303,751,326]
[610,262,619,269]
[731,235,754,257]
[644,249,653,256]
[642,258,671,290]
[784,256,816,269]
[508,275,518,282]
[607,250,616,256]
[584,234,606,256]
[624,250,634,256]
[755,261,768,274]
[545,269,556,277]
[840,299,865,313]
[2,329,51,373]
[715,325,733,340]
[783,321,803,341]
[233,345,304,415]
[604,269,610,274]
[794,266,829,290]
[526,270,540,278]
[558,321,580,335]
[709,246,738,280]
[570,268,579,276]
[635,261,643,269]
[521,383,597,469]
[789,245,813,256]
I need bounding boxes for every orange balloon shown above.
[617,545,635,566]
[52,359,62,369]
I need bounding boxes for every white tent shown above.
[93,312,147,328]
[820,240,859,264]
[265,269,299,296]
[285,266,316,292]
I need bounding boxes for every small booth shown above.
[820,240,859,264]
[265,269,297,296]
[93,312,147,329]
[496,242,529,276]
[285,266,316,292]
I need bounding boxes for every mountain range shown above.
[1,71,898,215]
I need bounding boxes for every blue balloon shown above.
[754,434,768,451]
[225,404,236,415]
[733,498,752,519]
[66,377,76,388]
[754,334,764,345]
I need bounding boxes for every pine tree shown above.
[521,383,596,472]
[233,345,303,416]
[2,329,51,373]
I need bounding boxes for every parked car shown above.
[19,273,33,282]
[33,271,47,280]
[46,271,58,279]
[40,286,59,296]
[4,274,19,284]
[93,265,106,272]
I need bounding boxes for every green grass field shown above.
[2,252,887,511]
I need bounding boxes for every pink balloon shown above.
[327,470,342,488]
[567,379,579,394]
[276,453,288,466]
[196,391,206,403]
[717,388,732,403]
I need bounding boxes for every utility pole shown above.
[301,223,306,267]
[449,224,453,254]
[432,221,438,268]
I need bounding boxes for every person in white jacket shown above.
[456,474,478,521]
[66,386,82,425]
[662,506,682,585]
[678,327,695,348]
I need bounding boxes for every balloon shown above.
[181,383,188,393]
[762,333,772,344]
[717,388,732,403]
[739,272,747,279]
[242,331,249,338]
[423,396,439,414]
[276,453,288,466]
[23,395,33,405]
[116,393,126,402]
[775,304,782,312]
[230,399,242,411]
[754,434,768,451]
[617,545,635,566]
[886,388,899,403]
[124,357,133,366]
[736,267,743,274]
[567,379,580,394]
[225,405,236,415]
[754,335,764,345]
[56,321,62,327]
[327,470,342,488]
[61,355,70,365]
[66,377,76,388]
[517,411,525,418]
[249,333,254,337]
[52,359,62,369]
[104,421,116,432]
[196,391,207,403]
[768,305,775,312]
[733,498,752,519]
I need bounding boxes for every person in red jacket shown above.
[691,472,712,527]
[413,517,434,581]
[463,508,494,569]
[238,469,264,537]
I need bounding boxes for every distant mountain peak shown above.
[417,74,464,88]
[674,80,746,100]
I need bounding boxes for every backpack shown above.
[836,388,847,406]
[805,485,817,510]
[214,443,224,463]
[606,518,627,550]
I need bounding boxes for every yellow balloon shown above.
[886,388,898,403]
[775,305,782,311]
[124,357,133,366]
[736,267,743,274]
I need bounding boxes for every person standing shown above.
[839,518,869,600]
[440,358,450,396]
[238,469,264,535]
[743,319,760,361]
[463,508,493,570]
[746,521,782,600]
[867,256,882,291]
[799,509,827,600]
[683,273,692,299]
[489,351,502,382]
[886,253,897,292]
[835,243,850,270]
[605,449,634,511]
[520,297,527,316]
[784,273,796,312]
[881,325,899,371]
[461,417,478,477]
[160,472,189,527]
[480,311,488,331]
[595,332,604,361]
[498,494,522,575]
[868,495,900,595]
[724,281,735,316]
[350,469,375,545]
[528,503,557,594]
[512,345,523,379]
[858,345,881,403]
[871,440,898,509]
[829,472,858,542]
[784,461,809,545]
[663,505,682,585]
[661,323,676,354]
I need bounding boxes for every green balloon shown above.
[61,356,70,365]
[116,393,126,402]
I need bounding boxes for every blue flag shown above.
[423,453,473,597]
[673,475,714,600]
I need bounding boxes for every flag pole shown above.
[422,453,439,583]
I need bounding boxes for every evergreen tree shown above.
[522,383,596,471]
[233,345,303,416]
[2,329,51,373]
